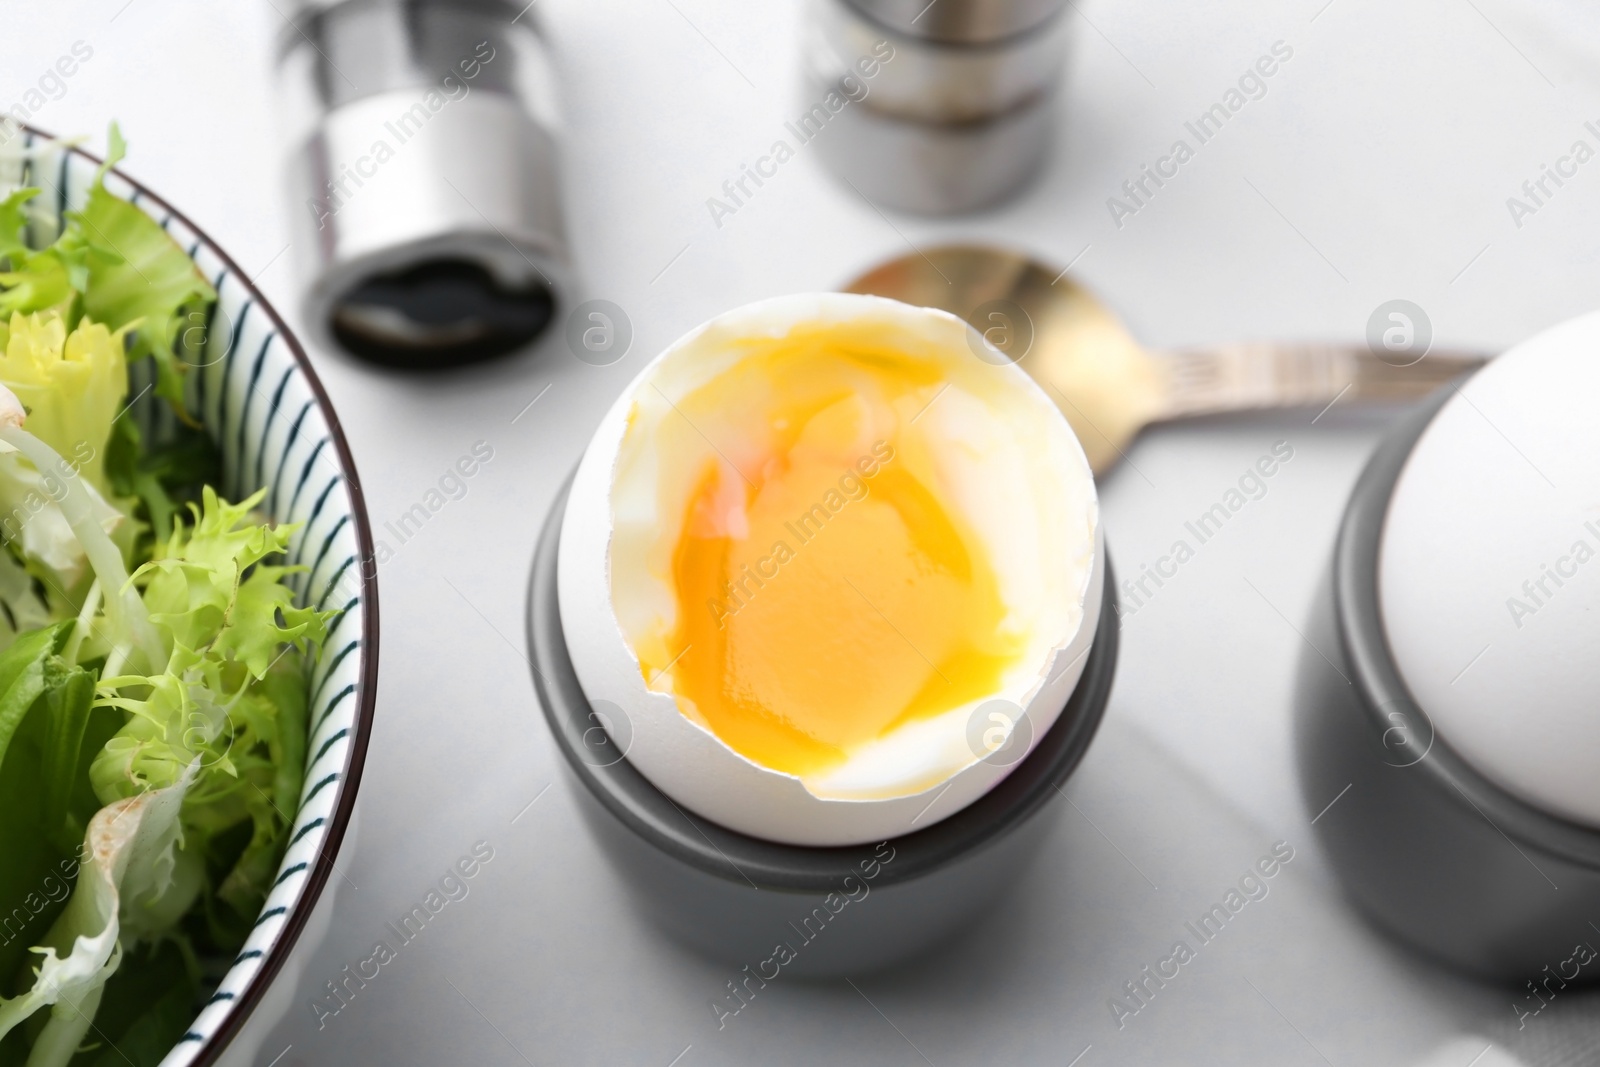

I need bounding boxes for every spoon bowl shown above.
[845,246,1487,473]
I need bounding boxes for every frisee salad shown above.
[0,127,331,1066]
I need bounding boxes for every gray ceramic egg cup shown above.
[529,478,1119,977]
[1297,387,1600,984]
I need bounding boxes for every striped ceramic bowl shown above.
[7,129,378,1067]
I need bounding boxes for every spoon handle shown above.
[1153,343,1489,420]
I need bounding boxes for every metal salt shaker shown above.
[278,0,567,368]
[805,0,1071,215]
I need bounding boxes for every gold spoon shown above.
[844,245,1488,474]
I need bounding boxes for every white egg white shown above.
[557,293,1102,846]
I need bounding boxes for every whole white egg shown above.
[1381,311,1600,827]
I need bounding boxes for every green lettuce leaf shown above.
[0,128,320,1065]
[104,415,219,550]
[0,622,116,1067]
[0,190,38,272]
[73,133,213,418]
[0,311,129,498]
[90,488,330,946]
[0,191,84,327]
[0,766,196,1067]
[0,310,135,597]
[74,940,196,1067]
[0,550,52,655]
[0,626,83,997]
[0,126,215,420]
[0,622,99,859]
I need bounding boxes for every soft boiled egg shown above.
[557,293,1102,846]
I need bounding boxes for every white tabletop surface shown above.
[7,1,1600,1064]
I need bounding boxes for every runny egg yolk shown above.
[648,328,1025,780]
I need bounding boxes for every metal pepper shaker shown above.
[804,0,1071,215]
[278,0,567,368]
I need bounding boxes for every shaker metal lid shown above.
[1378,314,1600,828]
[843,0,1067,45]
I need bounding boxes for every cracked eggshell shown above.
[556,293,1102,846]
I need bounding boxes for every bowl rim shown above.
[15,124,381,1064]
